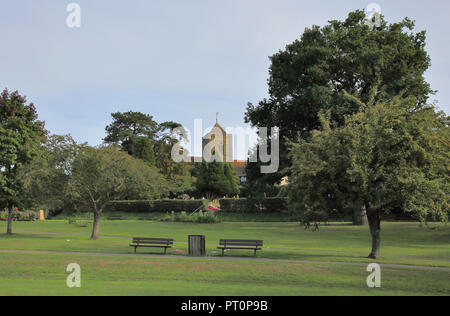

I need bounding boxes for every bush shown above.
[105,200,204,213]
[159,211,220,223]
[6,210,40,221]
[219,198,288,213]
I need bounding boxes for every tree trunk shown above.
[90,211,101,240]
[353,204,369,225]
[6,205,13,235]
[367,214,381,259]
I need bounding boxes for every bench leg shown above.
[134,246,137,254]
[254,249,257,257]
[222,248,225,256]
[164,247,167,255]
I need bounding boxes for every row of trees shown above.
[0,91,240,238]
[243,10,449,258]
[103,111,194,195]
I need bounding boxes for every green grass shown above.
[0,252,448,296]
[0,220,449,295]
[1,220,448,265]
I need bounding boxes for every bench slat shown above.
[218,246,262,250]
[220,239,263,246]
[133,238,173,243]
[132,239,173,242]
[133,237,173,241]
[129,244,172,248]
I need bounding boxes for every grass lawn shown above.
[1,252,449,296]
[0,220,448,295]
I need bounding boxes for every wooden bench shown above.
[129,237,173,254]
[217,239,263,257]
[107,216,123,220]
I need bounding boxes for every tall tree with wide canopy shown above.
[245,10,433,199]
[69,146,168,240]
[104,111,158,156]
[288,94,449,259]
[19,134,83,213]
[104,113,192,196]
[0,89,46,234]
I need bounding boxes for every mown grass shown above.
[0,252,448,296]
[0,221,448,268]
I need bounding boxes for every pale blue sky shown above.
[1,0,449,159]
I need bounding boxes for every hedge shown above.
[105,200,204,213]
[219,198,288,213]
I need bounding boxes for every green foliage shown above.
[134,136,156,166]
[104,111,193,196]
[245,10,434,188]
[18,134,81,213]
[68,145,169,238]
[0,210,39,221]
[287,94,449,257]
[104,111,158,156]
[159,211,220,223]
[196,161,240,199]
[219,198,288,213]
[0,88,47,233]
[105,199,204,213]
[69,146,168,213]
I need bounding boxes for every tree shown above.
[19,134,81,213]
[196,160,239,200]
[0,89,46,234]
[69,146,168,239]
[104,112,192,196]
[244,10,433,206]
[224,163,240,197]
[104,111,158,156]
[134,136,156,166]
[288,94,449,259]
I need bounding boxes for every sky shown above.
[1,0,449,159]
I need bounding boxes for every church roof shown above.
[204,121,227,138]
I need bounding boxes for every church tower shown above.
[202,116,233,163]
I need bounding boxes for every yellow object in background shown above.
[39,210,45,221]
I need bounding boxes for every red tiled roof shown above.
[233,160,246,166]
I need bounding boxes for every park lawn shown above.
[0,252,449,296]
[0,221,449,268]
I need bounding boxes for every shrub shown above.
[105,200,204,213]
[158,211,220,223]
[0,210,7,219]
[7,210,40,221]
[219,198,288,213]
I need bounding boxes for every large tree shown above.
[196,160,239,200]
[19,134,82,213]
[69,146,168,239]
[245,10,433,200]
[288,94,449,259]
[104,113,192,196]
[104,111,158,156]
[0,89,46,234]
[134,136,156,166]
